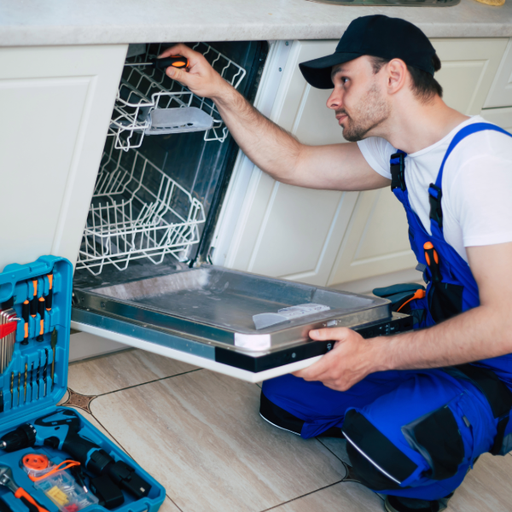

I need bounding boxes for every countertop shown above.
[1,0,511,47]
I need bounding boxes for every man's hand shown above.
[158,44,231,100]
[293,327,379,391]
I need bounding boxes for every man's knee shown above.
[259,391,304,435]
[259,391,344,438]
[343,409,418,491]
[346,441,402,491]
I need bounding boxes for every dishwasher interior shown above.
[71,41,411,381]
[74,41,267,285]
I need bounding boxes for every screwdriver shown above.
[424,241,442,283]
[45,273,53,314]
[29,280,38,337]
[22,300,30,345]
[50,328,57,390]
[36,297,45,342]
[125,56,189,70]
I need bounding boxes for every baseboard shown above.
[69,331,128,363]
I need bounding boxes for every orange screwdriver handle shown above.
[153,56,189,70]
[424,241,442,282]
[14,487,50,512]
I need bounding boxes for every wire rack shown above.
[76,140,206,275]
[109,42,247,151]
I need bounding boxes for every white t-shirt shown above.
[357,116,512,263]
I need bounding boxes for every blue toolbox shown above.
[0,256,165,512]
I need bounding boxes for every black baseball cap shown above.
[299,15,437,89]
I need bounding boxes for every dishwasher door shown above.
[71,265,400,382]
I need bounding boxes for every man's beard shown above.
[338,83,390,142]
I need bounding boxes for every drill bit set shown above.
[0,256,165,512]
[8,346,54,410]
[1,267,59,413]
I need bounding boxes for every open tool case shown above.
[0,256,165,512]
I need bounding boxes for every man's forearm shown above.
[212,85,302,182]
[373,305,512,373]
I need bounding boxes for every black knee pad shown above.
[343,409,417,491]
[259,391,304,435]
[346,441,401,491]
[259,392,344,437]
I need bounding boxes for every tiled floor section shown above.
[66,349,512,512]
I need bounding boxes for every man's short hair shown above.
[370,55,443,102]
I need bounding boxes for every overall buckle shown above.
[390,152,406,192]
[428,183,443,228]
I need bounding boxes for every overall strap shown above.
[429,123,512,232]
[390,150,407,192]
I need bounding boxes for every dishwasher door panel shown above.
[71,266,394,382]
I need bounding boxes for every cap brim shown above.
[299,52,362,89]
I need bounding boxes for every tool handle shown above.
[14,488,50,512]
[424,242,442,282]
[152,56,188,70]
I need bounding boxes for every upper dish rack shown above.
[76,139,206,275]
[109,42,247,151]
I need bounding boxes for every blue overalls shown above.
[261,123,512,501]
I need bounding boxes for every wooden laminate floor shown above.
[64,349,512,512]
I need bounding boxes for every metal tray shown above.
[73,266,390,352]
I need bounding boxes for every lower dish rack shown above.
[76,139,206,276]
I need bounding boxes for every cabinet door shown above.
[480,107,512,133]
[484,39,512,108]
[432,38,508,115]
[225,40,357,286]
[0,45,127,272]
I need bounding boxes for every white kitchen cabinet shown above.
[431,38,508,115]
[480,107,512,133]
[483,39,512,109]
[0,45,127,272]
[223,40,360,286]
[222,37,509,288]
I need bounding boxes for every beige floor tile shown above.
[445,453,512,512]
[269,481,384,512]
[158,498,182,512]
[67,348,198,395]
[90,370,346,512]
[318,437,350,464]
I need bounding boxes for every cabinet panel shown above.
[484,39,512,108]
[480,107,512,133]
[228,41,353,286]
[432,38,508,115]
[328,189,416,285]
[0,45,127,272]
[249,186,350,279]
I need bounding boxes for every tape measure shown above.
[21,453,81,482]
[22,453,49,473]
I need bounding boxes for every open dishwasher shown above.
[71,41,413,382]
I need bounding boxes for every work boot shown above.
[384,494,452,512]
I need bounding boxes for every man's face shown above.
[327,56,390,142]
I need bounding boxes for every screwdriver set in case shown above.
[0,256,165,512]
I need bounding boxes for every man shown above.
[161,15,512,512]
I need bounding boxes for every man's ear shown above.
[386,58,408,95]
